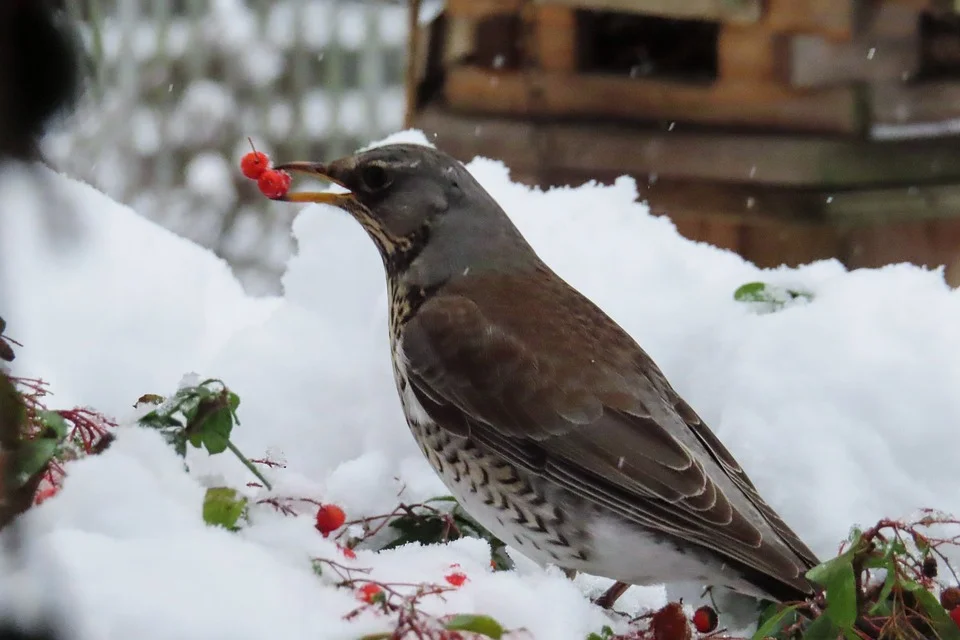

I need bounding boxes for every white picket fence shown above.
[45,0,412,294]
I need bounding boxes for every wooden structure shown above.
[404,0,960,285]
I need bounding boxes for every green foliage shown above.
[444,614,505,639]
[379,496,513,571]
[753,604,801,639]
[755,517,960,640]
[137,378,240,457]
[137,378,271,490]
[806,534,861,631]
[12,409,73,489]
[202,487,248,531]
[586,625,614,640]
[733,281,814,314]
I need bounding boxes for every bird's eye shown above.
[358,164,392,192]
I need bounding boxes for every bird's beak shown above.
[270,161,355,205]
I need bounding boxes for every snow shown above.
[4,130,960,639]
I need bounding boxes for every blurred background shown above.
[35,0,960,295]
[42,0,436,295]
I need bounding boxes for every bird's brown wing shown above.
[400,277,817,598]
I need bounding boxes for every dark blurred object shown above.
[0,623,62,640]
[0,2,84,639]
[0,0,84,161]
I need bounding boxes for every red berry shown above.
[257,169,291,199]
[357,583,383,603]
[445,571,468,587]
[314,504,346,537]
[942,586,960,611]
[692,606,718,634]
[338,544,356,559]
[950,606,960,629]
[651,602,692,640]
[240,151,270,179]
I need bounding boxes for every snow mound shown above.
[2,130,960,639]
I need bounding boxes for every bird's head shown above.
[274,143,538,282]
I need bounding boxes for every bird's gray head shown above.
[274,143,539,285]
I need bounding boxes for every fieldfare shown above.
[273,144,819,607]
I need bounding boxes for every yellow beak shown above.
[271,161,355,205]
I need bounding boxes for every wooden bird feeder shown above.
[404,0,960,285]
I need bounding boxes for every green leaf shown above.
[868,558,898,615]
[586,626,614,640]
[36,410,69,439]
[800,613,838,640]
[202,487,247,530]
[903,579,960,640]
[15,438,59,484]
[824,564,858,629]
[199,406,232,455]
[751,604,800,640]
[806,549,858,631]
[733,281,813,313]
[226,391,240,414]
[381,512,448,550]
[733,282,769,302]
[445,614,505,639]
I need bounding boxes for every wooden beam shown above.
[534,4,578,71]
[884,0,960,15]
[718,24,778,82]
[870,81,960,131]
[444,66,865,134]
[530,0,761,24]
[765,0,861,41]
[413,105,960,189]
[445,0,521,19]
[781,33,920,88]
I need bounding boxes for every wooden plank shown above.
[442,16,477,67]
[718,24,778,81]
[779,2,921,88]
[870,81,960,131]
[444,66,865,134]
[740,220,841,268]
[413,105,960,189]
[445,0,521,19]
[825,183,960,222]
[864,1,921,39]
[765,0,861,41]
[781,33,920,87]
[885,0,960,15]
[535,4,578,72]
[531,0,761,24]
[843,219,936,266]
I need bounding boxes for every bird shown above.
[272,143,820,609]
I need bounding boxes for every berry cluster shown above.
[239,140,291,199]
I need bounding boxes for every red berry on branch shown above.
[950,606,960,629]
[445,571,468,587]
[338,544,356,560]
[651,602,692,640]
[240,150,270,180]
[692,606,718,634]
[357,583,383,604]
[315,503,346,537]
[942,586,960,611]
[257,169,291,199]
